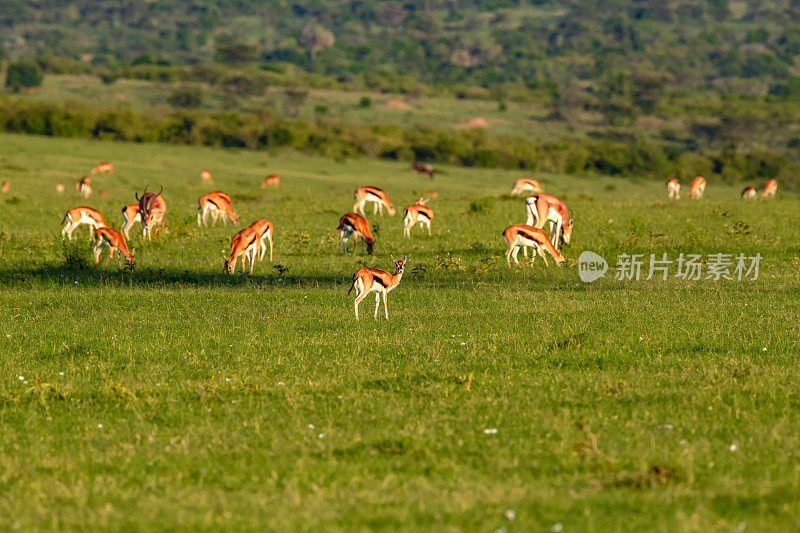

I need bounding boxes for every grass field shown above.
[0,132,799,530]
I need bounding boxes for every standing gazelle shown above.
[261,175,279,188]
[248,219,274,262]
[91,162,113,175]
[93,227,134,266]
[403,198,433,238]
[200,169,213,184]
[511,178,543,196]
[61,206,107,241]
[742,186,757,199]
[338,212,374,254]
[198,191,238,227]
[135,186,167,240]
[121,203,141,239]
[77,175,92,198]
[690,176,706,199]
[524,193,573,252]
[762,179,777,198]
[354,186,396,216]
[348,256,407,320]
[667,178,681,199]
[503,224,565,267]
[224,228,259,274]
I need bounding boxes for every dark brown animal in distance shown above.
[411,162,434,180]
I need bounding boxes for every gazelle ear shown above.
[391,254,396,262]
[402,255,407,262]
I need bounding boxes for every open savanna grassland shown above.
[0,132,799,531]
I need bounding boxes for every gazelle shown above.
[91,162,113,174]
[247,219,274,262]
[667,178,681,199]
[1,181,9,193]
[77,175,91,198]
[56,183,65,194]
[224,228,259,274]
[690,176,706,199]
[135,186,167,241]
[403,198,433,238]
[338,212,374,254]
[121,203,141,239]
[762,179,777,198]
[198,191,238,227]
[742,186,757,199]
[201,169,213,184]
[511,178,543,196]
[93,227,134,266]
[411,162,434,180]
[61,206,107,241]
[524,193,573,252]
[354,186,396,216]
[261,175,279,188]
[348,256,407,320]
[503,224,565,267]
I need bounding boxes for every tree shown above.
[5,61,43,92]
[299,25,335,61]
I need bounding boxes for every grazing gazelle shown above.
[200,169,213,184]
[198,191,238,227]
[56,183,65,194]
[77,175,92,198]
[503,224,565,268]
[261,175,279,188]
[411,162,434,180]
[353,186,396,216]
[348,255,407,321]
[762,179,777,198]
[91,162,113,175]
[135,186,167,241]
[690,176,706,199]
[1,181,9,193]
[93,227,134,266]
[248,219,274,262]
[338,212,374,254]
[742,186,757,199]
[120,203,141,239]
[524,193,573,252]
[667,178,681,199]
[61,206,108,241]
[224,228,259,274]
[511,178,543,196]
[403,198,433,238]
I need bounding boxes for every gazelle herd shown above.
[51,159,781,320]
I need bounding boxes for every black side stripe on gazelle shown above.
[373,275,388,288]
[517,228,543,242]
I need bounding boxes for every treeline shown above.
[0,97,795,188]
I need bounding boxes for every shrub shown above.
[5,61,44,92]
[168,87,203,109]
[359,96,372,108]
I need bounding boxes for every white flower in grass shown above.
[729,443,738,452]
[18,376,24,381]
[74,281,79,285]
[308,424,315,429]
[277,382,284,386]
[318,433,325,439]
[504,510,516,521]
[658,424,674,430]
[59,372,64,376]
[763,347,767,352]
[97,424,103,429]
[483,428,498,434]
[551,523,564,532]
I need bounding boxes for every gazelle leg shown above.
[529,245,537,264]
[268,235,273,262]
[539,246,549,266]
[248,248,255,274]
[197,210,203,227]
[383,291,388,320]
[354,289,366,321]
[426,221,431,235]
[93,243,102,263]
[374,292,380,319]
[512,244,522,266]
[212,212,219,227]
[506,243,514,268]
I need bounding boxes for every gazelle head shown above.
[224,255,236,274]
[562,217,574,245]
[416,197,429,205]
[391,255,407,274]
[126,248,136,265]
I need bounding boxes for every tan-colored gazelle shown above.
[198,191,238,227]
[403,198,433,238]
[224,228,259,274]
[121,203,141,239]
[742,186,757,199]
[348,255,407,321]
[91,162,113,175]
[503,224,565,268]
[93,227,134,266]
[248,219,274,262]
[77,175,92,198]
[762,179,777,198]
[524,193,573,252]
[690,176,706,199]
[61,206,108,241]
[261,175,279,188]
[135,186,167,240]
[667,178,681,199]
[353,186,396,216]
[338,212,374,254]
[200,169,213,184]
[511,178,543,195]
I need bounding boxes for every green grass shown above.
[1,133,799,530]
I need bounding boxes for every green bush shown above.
[5,61,44,92]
